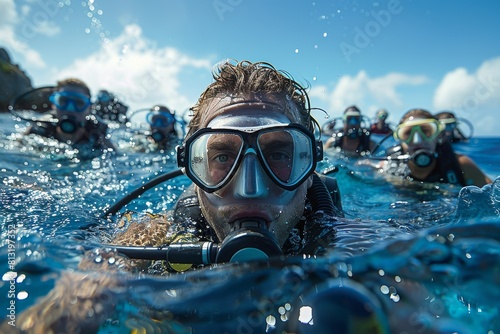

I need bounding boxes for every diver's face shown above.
[54,85,91,122]
[345,116,360,129]
[53,85,91,140]
[399,117,439,155]
[195,94,313,246]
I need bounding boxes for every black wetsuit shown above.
[330,129,373,155]
[27,114,113,150]
[389,142,467,186]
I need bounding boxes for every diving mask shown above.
[394,118,443,144]
[439,117,458,132]
[50,91,91,112]
[147,110,175,127]
[177,123,322,192]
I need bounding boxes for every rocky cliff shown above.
[0,47,34,112]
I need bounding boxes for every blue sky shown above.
[1,0,500,136]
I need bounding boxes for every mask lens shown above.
[56,95,69,109]
[347,117,360,126]
[258,129,313,185]
[395,120,440,143]
[189,132,243,189]
[183,125,317,192]
[147,112,174,127]
[51,92,90,112]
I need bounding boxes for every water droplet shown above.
[294,48,299,54]
[312,76,317,81]
[323,32,328,37]
[17,291,28,300]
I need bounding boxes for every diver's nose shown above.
[411,131,423,144]
[65,101,77,112]
[233,149,269,199]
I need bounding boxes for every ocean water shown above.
[0,112,499,333]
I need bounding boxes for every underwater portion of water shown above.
[0,112,499,333]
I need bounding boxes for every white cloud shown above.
[30,20,61,37]
[0,0,46,68]
[433,56,500,136]
[54,24,213,114]
[309,70,427,119]
[0,0,17,26]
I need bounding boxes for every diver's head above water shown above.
[50,78,92,141]
[342,105,362,138]
[178,60,322,247]
[394,109,443,163]
[147,104,176,144]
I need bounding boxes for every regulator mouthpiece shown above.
[150,130,165,143]
[411,149,437,168]
[216,218,283,263]
[59,118,79,133]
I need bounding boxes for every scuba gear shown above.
[394,118,443,144]
[146,109,175,127]
[411,149,437,168]
[104,218,282,264]
[58,117,83,134]
[49,91,91,112]
[376,109,388,120]
[150,130,167,143]
[215,218,283,262]
[177,123,323,192]
[367,141,466,186]
[100,171,342,265]
[346,116,361,126]
[346,127,363,139]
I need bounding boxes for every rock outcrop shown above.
[0,47,34,112]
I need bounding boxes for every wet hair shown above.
[435,111,456,120]
[187,60,318,137]
[153,105,173,114]
[344,105,360,114]
[376,108,388,117]
[399,108,436,124]
[56,78,91,97]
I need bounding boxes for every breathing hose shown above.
[102,168,184,218]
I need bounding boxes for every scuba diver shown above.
[92,89,129,124]
[24,78,115,151]
[12,61,424,334]
[122,104,182,152]
[145,104,179,147]
[369,108,393,135]
[324,105,376,157]
[435,110,472,143]
[373,109,491,187]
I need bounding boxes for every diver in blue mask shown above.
[24,78,115,150]
[146,105,179,147]
[324,105,376,157]
[375,109,491,187]
[92,89,129,124]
